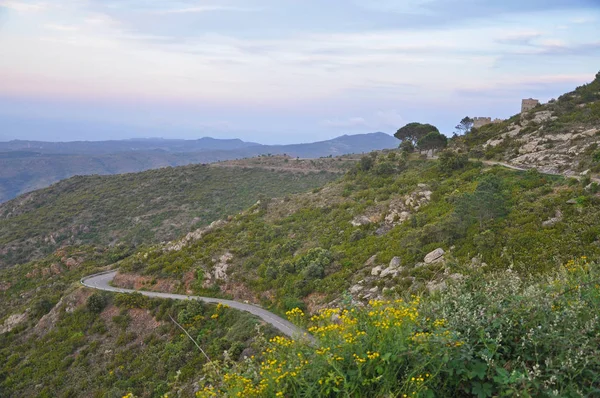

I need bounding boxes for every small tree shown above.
[359,156,374,171]
[439,150,468,171]
[455,116,474,135]
[417,131,447,153]
[87,293,108,314]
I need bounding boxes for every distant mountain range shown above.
[0,132,398,202]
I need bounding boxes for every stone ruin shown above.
[521,98,540,113]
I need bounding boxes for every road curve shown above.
[81,271,313,342]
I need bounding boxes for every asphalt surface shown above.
[81,271,312,342]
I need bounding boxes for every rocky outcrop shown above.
[166,219,228,251]
[542,209,563,227]
[213,252,233,281]
[1,312,28,334]
[424,248,445,264]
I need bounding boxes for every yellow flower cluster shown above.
[564,256,590,273]
[270,336,294,348]
[285,307,304,319]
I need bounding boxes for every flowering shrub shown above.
[197,258,600,397]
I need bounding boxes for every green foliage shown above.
[201,259,600,397]
[417,131,448,152]
[438,150,468,172]
[455,116,474,135]
[359,156,374,171]
[399,140,415,153]
[395,123,440,145]
[86,292,108,314]
[0,165,340,268]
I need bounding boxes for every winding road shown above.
[81,271,312,342]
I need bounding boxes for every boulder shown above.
[389,257,401,268]
[379,267,398,278]
[566,199,578,205]
[351,216,372,227]
[350,284,363,294]
[371,266,383,276]
[424,248,445,264]
[364,255,377,267]
[426,280,447,293]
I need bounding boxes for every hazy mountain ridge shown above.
[0,132,397,203]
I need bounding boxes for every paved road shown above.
[81,271,312,342]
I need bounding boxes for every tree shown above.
[455,174,507,230]
[399,140,415,153]
[359,156,374,171]
[87,293,108,314]
[439,150,468,171]
[455,116,474,135]
[394,123,440,145]
[417,131,447,152]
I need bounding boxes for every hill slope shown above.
[458,71,600,177]
[0,163,343,268]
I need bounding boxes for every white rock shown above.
[350,284,363,294]
[379,267,398,278]
[424,248,445,264]
[389,257,401,268]
[371,266,383,276]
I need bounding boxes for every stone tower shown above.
[521,98,540,113]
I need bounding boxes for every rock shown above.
[0,281,11,291]
[566,199,578,205]
[532,111,553,123]
[365,255,377,267]
[424,248,445,264]
[542,209,563,227]
[64,257,80,269]
[448,273,463,281]
[426,280,447,293]
[371,266,383,276]
[213,252,233,280]
[1,312,28,334]
[351,216,372,227]
[369,287,379,293]
[375,225,392,236]
[581,169,591,176]
[379,267,398,278]
[389,257,401,268]
[350,284,363,294]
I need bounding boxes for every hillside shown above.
[0,132,397,203]
[458,71,600,177]
[0,163,343,268]
[2,76,600,397]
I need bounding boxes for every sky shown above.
[0,0,599,144]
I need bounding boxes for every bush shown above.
[199,259,600,397]
[87,293,108,314]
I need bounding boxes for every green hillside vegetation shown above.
[0,246,277,397]
[119,153,599,312]
[0,164,340,268]
[1,75,600,397]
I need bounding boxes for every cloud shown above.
[496,31,543,45]
[44,23,79,32]
[150,5,253,15]
[322,110,404,131]
[322,117,368,129]
[0,0,45,12]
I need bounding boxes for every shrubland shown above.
[0,164,340,268]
